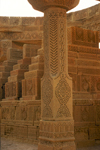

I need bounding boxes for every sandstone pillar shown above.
[28,0,80,149]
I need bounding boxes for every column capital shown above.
[28,0,80,12]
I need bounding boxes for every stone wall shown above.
[0,3,100,42]
[0,17,43,41]
[67,4,100,40]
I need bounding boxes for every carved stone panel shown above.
[73,105,95,123]
[55,77,71,118]
[22,78,41,100]
[68,27,99,48]
[5,82,20,99]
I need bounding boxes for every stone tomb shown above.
[0,26,100,148]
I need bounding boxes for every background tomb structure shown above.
[0,3,100,149]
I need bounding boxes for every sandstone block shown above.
[31,55,44,64]
[28,126,38,141]
[22,78,41,99]
[24,70,44,79]
[17,57,31,65]
[3,60,17,66]
[75,127,89,141]
[78,67,100,75]
[0,72,10,78]
[68,66,77,74]
[0,40,12,49]
[78,53,97,60]
[95,105,100,125]
[23,44,41,58]
[8,75,24,82]
[1,124,5,136]
[67,27,99,48]
[73,105,95,123]
[13,64,29,70]
[10,69,28,76]
[7,48,23,61]
[0,66,13,72]
[15,125,28,139]
[5,82,21,99]
[29,63,44,71]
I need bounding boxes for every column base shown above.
[38,141,76,150]
[38,120,76,150]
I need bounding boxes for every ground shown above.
[1,137,100,150]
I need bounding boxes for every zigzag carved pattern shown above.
[50,15,58,76]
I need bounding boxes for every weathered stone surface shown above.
[24,70,44,79]
[68,27,99,48]
[7,48,23,61]
[22,78,41,100]
[23,44,41,58]
[0,4,100,148]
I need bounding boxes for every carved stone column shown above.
[28,0,79,149]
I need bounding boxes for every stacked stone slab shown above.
[19,47,44,143]
[0,48,23,100]
[0,40,12,65]
[4,44,41,100]
[22,47,44,101]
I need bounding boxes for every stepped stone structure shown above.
[22,47,44,101]
[0,48,23,100]
[4,44,40,100]
[0,2,100,149]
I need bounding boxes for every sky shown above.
[0,0,100,17]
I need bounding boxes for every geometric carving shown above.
[43,105,53,118]
[40,120,74,139]
[42,79,53,118]
[42,79,53,105]
[68,27,98,48]
[55,77,71,118]
[5,82,20,99]
[22,78,41,100]
[43,14,49,74]
[50,12,58,76]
